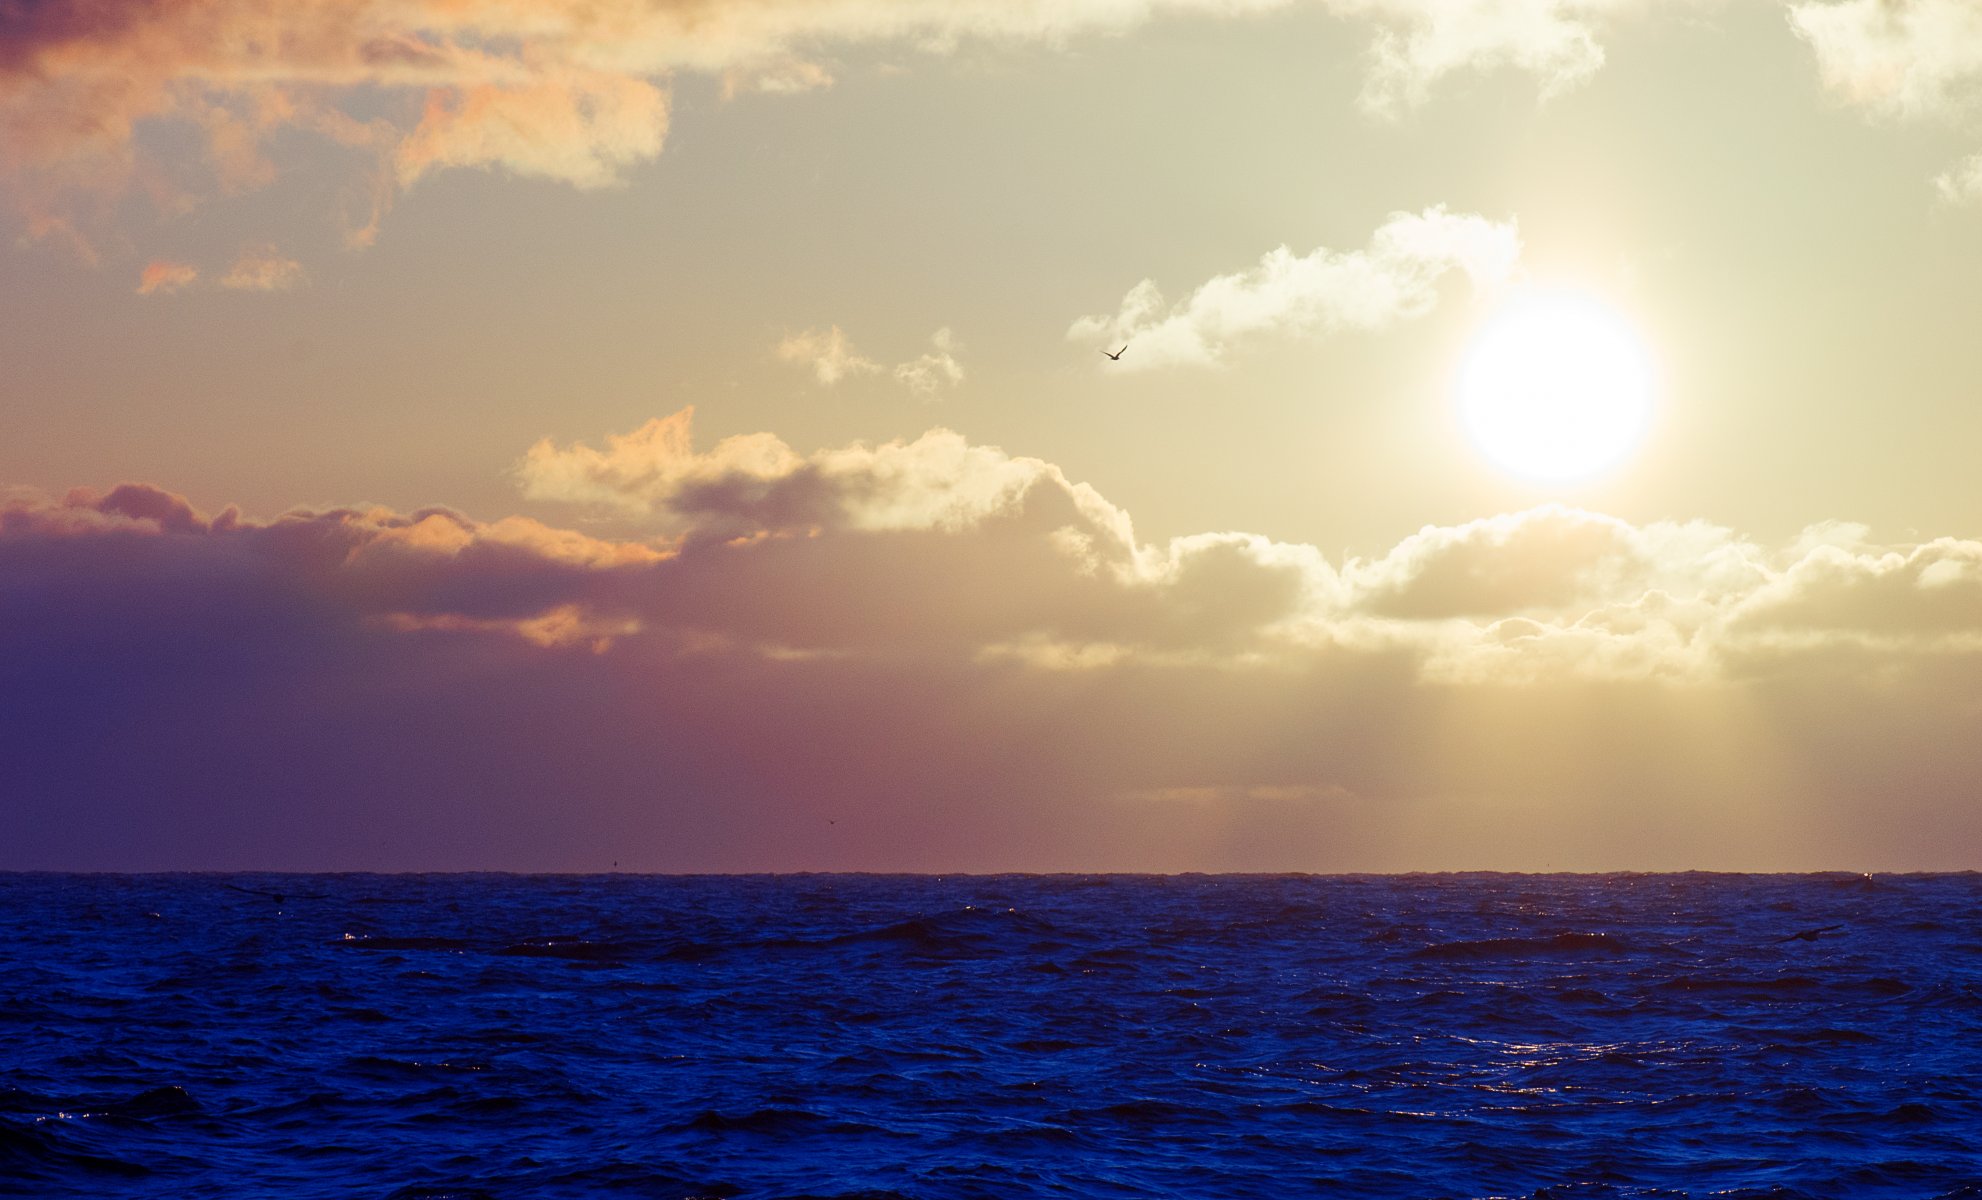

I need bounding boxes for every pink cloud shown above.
[135,260,198,295]
[0,0,1660,264]
[11,428,1982,871]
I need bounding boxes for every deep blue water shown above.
[3,874,1982,1199]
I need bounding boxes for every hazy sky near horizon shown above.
[7,0,1982,871]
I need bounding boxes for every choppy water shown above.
[4,874,1982,1199]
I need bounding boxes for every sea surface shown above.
[3,873,1981,1199]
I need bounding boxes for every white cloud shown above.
[1788,0,1982,202]
[1936,152,1982,204]
[892,328,966,396]
[779,325,966,395]
[1068,206,1521,368]
[776,326,882,385]
[1788,0,1982,120]
[1339,0,1641,116]
[516,413,1982,682]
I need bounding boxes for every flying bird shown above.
[1101,345,1128,361]
[1774,924,1844,944]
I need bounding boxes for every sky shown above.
[6,0,1982,871]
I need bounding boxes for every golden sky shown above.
[5,0,1982,870]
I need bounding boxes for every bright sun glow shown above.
[1457,291,1655,484]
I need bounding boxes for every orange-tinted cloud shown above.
[0,0,1663,263]
[135,260,198,295]
[14,421,1982,870]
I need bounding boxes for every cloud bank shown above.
[9,413,1982,871]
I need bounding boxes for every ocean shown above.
[2,873,1979,1199]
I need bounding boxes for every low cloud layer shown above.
[9,416,1982,870]
[1069,207,1520,368]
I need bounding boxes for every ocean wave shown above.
[5,872,1982,1199]
[1409,931,1632,960]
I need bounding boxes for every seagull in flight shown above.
[1101,345,1128,361]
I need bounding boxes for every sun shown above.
[1456,291,1656,484]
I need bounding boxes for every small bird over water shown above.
[1101,344,1128,361]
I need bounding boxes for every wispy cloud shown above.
[0,0,1650,265]
[1937,153,1982,204]
[1788,0,1982,120]
[1345,0,1645,116]
[778,326,966,395]
[1789,0,1982,203]
[135,261,199,296]
[894,328,966,396]
[221,247,307,292]
[776,326,883,386]
[1069,207,1521,369]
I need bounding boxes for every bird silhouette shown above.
[1101,345,1128,361]
[1774,924,1843,943]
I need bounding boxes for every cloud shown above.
[0,0,1648,265]
[722,58,837,100]
[17,419,1982,870]
[775,326,883,386]
[221,247,307,291]
[512,412,1982,674]
[1935,152,1982,204]
[778,325,966,394]
[135,261,198,296]
[894,328,966,396]
[1347,506,1646,619]
[1789,0,1982,200]
[1340,0,1642,116]
[134,249,305,294]
[1730,537,1982,640]
[393,72,670,189]
[517,406,1128,554]
[1069,207,1521,368]
[1788,0,1982,120]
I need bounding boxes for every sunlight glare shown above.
[1457,292,1655,484]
